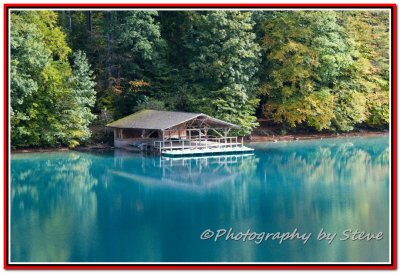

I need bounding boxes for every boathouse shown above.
[106,109,253,156]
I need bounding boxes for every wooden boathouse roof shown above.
[106,109,240,130]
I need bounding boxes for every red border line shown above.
[3,3,397,8]
[3,3,8,271]
[2,264,398,270]
[391,3,397,270]
[3,3,397,270]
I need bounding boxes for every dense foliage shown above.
[10,10,390,147]
[10,11,96,148]
[176,11,261,135]
[257,11,389,132]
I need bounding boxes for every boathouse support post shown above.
[224,128,228,144]
[205,129,208,149]
[159,133,162,153]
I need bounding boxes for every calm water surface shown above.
[11,136,390,262]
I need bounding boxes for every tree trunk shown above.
[86,11,92,33]
[105,11,113,88]
[68,11,72,31]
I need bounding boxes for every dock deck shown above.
[161,146,254,156]
[153,137,254,157]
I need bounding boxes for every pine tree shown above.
[65,50,97,147]
[183,11,261,135]
[111,11,168,118]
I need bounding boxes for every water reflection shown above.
[109,153,258,192]
[10,136,390,262]
[248,137,389,262]
[11,153,98,262]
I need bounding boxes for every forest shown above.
[10,10,390,148]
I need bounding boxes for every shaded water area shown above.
[10,136,390,263]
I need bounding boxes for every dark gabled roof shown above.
[106,109,240,130]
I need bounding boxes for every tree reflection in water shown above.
[10,136,389,262]
[11,152,99,262]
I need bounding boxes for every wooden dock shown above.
[153,136,254,157]
[161,146,254,157]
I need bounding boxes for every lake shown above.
[10,136,390,263]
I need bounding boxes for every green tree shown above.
[157,11,194,110]
[183,11,261,135]
[110,11,168,118]
[59,10,169,119]
[259,11,388,132]
[10,12,50,146]
[65,50,97,147]
[10,11,95,148]
[340,11,390,129]
[51,10,389,136]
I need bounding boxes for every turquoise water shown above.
[10,136,390,263]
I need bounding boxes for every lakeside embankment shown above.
[250,130,389,142]
[10,130,389,153]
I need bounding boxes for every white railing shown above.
[153,153,253,168]
[153,136,244,153]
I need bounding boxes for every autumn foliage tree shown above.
[258,11,389,132]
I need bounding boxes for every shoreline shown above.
[10,131,388,153]
[11,144,113,154]
[249,131,388,143]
